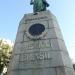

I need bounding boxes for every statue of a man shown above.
[30,0,49,13]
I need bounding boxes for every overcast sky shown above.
[0,0,75,63]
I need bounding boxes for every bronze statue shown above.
[30,0,49,13]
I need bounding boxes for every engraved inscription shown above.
[25,16,48,23]
[22,40,50,50]
[22,41,34,50]
[20,51,51,62]
[39,40,50,48]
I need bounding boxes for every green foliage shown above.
[0,39,13,74]
[73,64,75,71]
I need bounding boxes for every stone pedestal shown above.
[7,10,75,75]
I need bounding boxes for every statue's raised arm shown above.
[30,0,49,13]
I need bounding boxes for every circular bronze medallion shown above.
[28,23,45,36]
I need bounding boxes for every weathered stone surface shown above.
[10,51,73,69]
[50,39,67,51]
[7,10,75,75]
[15,32,24,43]
[56,67,75,75]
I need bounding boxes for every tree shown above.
[0,39,13,75]
[73,64,75,71]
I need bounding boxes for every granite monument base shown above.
[7,10,75,75]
